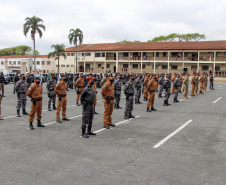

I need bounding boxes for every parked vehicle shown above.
[8,73,16,82]
[40,73,49,82]
[4,75,10,84]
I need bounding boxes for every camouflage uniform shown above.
[15,80,28,113]
[124,80,135,118]
[163,77,171,105]
[114,78,123,108]
[46,77,57,110]
[158,76,165,98]
[134,77,142,104]
[173,77,181,102]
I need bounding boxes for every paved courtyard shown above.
[0,81,226,184]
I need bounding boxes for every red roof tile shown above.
[65,40,226,52]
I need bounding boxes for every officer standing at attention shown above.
[146,74,158,112]
[74,73,84,106]
[15,74,29,117]
[101,77,115,129]
[191,73,196,97]
[114,74,123,109]
[173,74,181,103]
[26,77,45,130]
[80,77,96,138]
[124,76,136,119]
[101,73,108,102]
[0,72,5,97]
[183,73,189,99]
[54,75,70,123]
[195,73,200,96]
[69,74,74,89]
[26,73,32,89]
[134,74,142,104]
[155,73,159,92]
[0,83,3,120]
[163,74,171,106]
[13,72,20,94]
[158,73,165,98]
[209,73,214,90]
[143,74,150,101]
[199,73,204,94]
[203,72,208,92]
[46,73,57,111]
[179,73,183,93]
[171,73,176,94]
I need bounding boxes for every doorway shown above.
[114,66,116,73]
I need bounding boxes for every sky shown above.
[0,0,226,54]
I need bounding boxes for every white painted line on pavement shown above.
[188,96,191,98]
[153,120,193,149]
[213,97,221,104]
[44,114,82,126]
[93,115,140,134]
[4,115,17,119]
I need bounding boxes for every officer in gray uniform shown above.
[173,74,181,103]
[209,74,214,90]
[46,73,57,111]
[124,76,135,119]
[15,74,29,117]
[158,73,165,98]
[114,75,123,109]
[134,74,142,104]
[163,74,171,106]
[80,77,96,138]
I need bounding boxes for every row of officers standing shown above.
[12,71,214,138]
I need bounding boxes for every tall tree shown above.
[68,28,83,73]
[23,16,46,72]
[48,44,66,75]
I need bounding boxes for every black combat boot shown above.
[29,121,34,130]
[81,127,89,138]
[17,110,21,117]
[37,120,45,127]
[22,109,29,115]
[87,126,96,135]
[124,113,129,119]
[135,99,138,104]
[114,103,118,109]
[199,91,203,94]
[147,108,151,112]
[94,108,98,114]
[48,105,52,111]
[117,104,122,109]
[129,113,135,118]
[53,104,56,110]
[163,100,168,106]
[138,99,142,104]
[76,101,80,106]
[176,99,180,103]
[166,101,171,106]
[151,107,157,111]
[173,98,178,103]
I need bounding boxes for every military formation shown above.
[0,71,214,138]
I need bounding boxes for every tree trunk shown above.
[33,34,37,72]
[76,42,78,73]
[58,57,60,76]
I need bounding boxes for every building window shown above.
[71,65,74,67]
[202,65,209,70]
[102,53,105,57]
[56,65,59,67]
[156,52,159,57]
[133,64,138,68]
[215,66,220,71]
[95,53,101,57]
[66,65,70,67]
[191,65,197,70]
[171,65,178,70]
[85,53,91,56]
[13,61,16,65]
[163,52,167,57]
[123,52,129,57]
[162,65,168,69]
[61,65,65,67]
[37,61,40,65]
[9,61,12,65]
[86,64,90,68]
[47,70,49,73]
[172,52,178,57]
[71,53,74,56]
[42,61,45,65]
[47,61,50,65]
[184,52,189,57]
[98,64,102,68]
[43,70,46,73]
[106,64,110,68]
[123,64,128,68]
[67,53,70,56]
[1,61,3,65]
[142,64,146,69]
[18,61,21,65]
[78,53,84,56]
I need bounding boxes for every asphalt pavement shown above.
[0,81,226,185]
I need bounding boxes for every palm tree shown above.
[48,44,66,75]
[68,28,83,73]
[23,16,46,72]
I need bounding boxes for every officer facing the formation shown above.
[163,74,171,106]
[74,73,84,106]
[114,74,123,109]
[209,73,214,90]
[101,77,115,129]
[158,73,165,98]
[80,77,96,138]
[124,76,136,119]
[13,72,20,94]
[183,73,189,99]
[134,74,142,104]
[54,75,70,123]
[26,77,45,130]
[46,73,57,111]
[146,74,158,112]
[15,74,29,117]
[173,74,181,103]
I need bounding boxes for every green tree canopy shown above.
[0,45,39,56]
[116,40,140,43]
